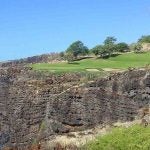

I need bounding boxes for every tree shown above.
[101,44,114,57]
[59,51,65,58]
[99,46,109,57]
[66,41,89,59]
[64,52,74,63]
[103,36,117,55]
[91,45,103,56]
[129,43,136,51]
[138,35,150,43]
[104,36,117,45]
[133,43,143,53]
[116,42,129,52]
[91,37,118,58]
[91,45,112,58]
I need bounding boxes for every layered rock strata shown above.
[0,67,149,149]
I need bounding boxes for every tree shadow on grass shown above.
[68,62,80,65]
[75,56,94,61]
[96,53,121,59]
[110,53,121,57]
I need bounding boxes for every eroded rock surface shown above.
[0,67,150,149]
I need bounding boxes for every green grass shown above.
[31,52,150,73]
[83,125,150,150]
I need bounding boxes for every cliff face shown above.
[0,67,150,149]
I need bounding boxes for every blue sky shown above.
[0,0,150,61]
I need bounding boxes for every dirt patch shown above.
[46,124,110,148]
[45,120,141,149]
[102,68,125,72]
[86,69,100,72]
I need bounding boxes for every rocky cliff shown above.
[0,67,150,149]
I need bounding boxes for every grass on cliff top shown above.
[31,52,150,73]
[83,125,150,150]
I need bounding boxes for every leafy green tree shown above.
[103,36,117,55]
[116,42,129,52]
[138,35,150,43]
[91,44,113,58]
[99,47,110,57]
[91,45,103,56]
[129,43,136,51]
[133,43,143,53]
[64,52,74,63]
[104,36,117,45]
[102,44,114,57]
[91,37,118,58]
[66,41,89,59]
[59,51,65,58]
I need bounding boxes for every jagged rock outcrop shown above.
[0,67,150,149]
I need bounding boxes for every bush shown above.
[133,43,143,53]
[138,35,150,43]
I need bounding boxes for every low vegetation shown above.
[83,125,150,150]
[91,36,129,58]
[30,35,150,73]
[138,35,150,43]
[31,52,150,73]
[60,35,150,62]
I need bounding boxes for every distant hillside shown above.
[0,53,62,67]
